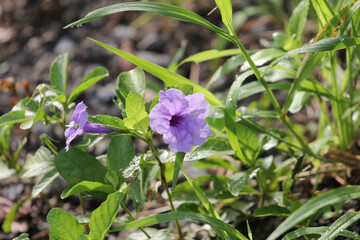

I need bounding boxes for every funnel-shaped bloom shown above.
[149,88,211,153]
[65,101,112,151]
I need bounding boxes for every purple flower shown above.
[149,88,211,153]
[65,101,112,151]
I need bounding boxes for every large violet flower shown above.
[149,88,211,153]
[65,101,112,151]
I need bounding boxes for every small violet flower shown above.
[65,101,112,151]
[149,88,211,153]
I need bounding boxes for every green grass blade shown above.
[268,186,360,240]
[67,67,109,104]
[176,49,242,69]
[182,170,230,240]
[318,211,360,240]
[64,2,233,43]
[109,212,248,240]
[171,152,185,194]
[224,71,253,165]
[282,226,360,240]
[215,0,235,36]
[89,38,222,106]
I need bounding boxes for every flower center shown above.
[170,114,183,127]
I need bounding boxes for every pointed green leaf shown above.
[88,192,124,240]
[109,212,248,240]
[172,152,185,194]
[123,91,149,132]
[0,111,27,126]
[254,205,291,217]
[107,135,134,173]
[2,198,28,233]
[318,211,360,240]
[50,53,68,94]
[118,67,146,99]
[288,0,310,41]
[67,67,109,104]
[268,186,360,240]
[215,0,235,35]
[61,181,114,199]
[19,146,55,178]
[32,168,59,198]
[89,38,222,106]
[64,2,232,43]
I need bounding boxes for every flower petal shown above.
[159,89,188,115]
[72,101,88,129]
[65,128,84,151]
[149,103,171,134]
[82,122,112,133]
[163,126,193,153]
[182,92,210,119]
[180,118,211,146]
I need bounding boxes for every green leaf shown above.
[288,91,310,113]
[185,138,234,161]
[0,111,27,126]
[123,91,149,132]
[89,38,223,106]
[177,49,242,68]
[19,147,55,178]
[126,228,170,240]
[77,234,91,240]
[227,172,249,197]
[268,37,360,72]
[225,71,253,165]
[288,0,310,41]
[118,67,146,100]
[215,0,235,36]
[282,227,360,240]
[129,164,159,203]
[13,233,30,240]
[50,53,68,94]
[241,48,285,71]
[2,198,28,233]
[61,181,114,199]
[311,0,334,27]
[89,192,124,240]
[207,54,246,89]
[88,115,127,131]
[0,161,16,180]
[32,168,59,198]
[64,2,232,43]
[268,186,360,240]
[67,67,109,104]
[318,211,360,240]
[55,148,107,185]
[109,212,248,240]
[172,152,185,194]
[254,205,291,217]
[47,208,86,240]
[107,135,134,174]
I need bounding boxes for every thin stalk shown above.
[330,52,347,150]
[146,138,184,240]
[346,47,355,144]
[79,193,90,234]
[231,36,314,155]
[121,203,151,238]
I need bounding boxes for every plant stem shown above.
[146,138,184,240]
[121,203,151,238]
[231,35,314,156]
[79,193,90,234]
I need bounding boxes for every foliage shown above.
[2,0,360,239]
